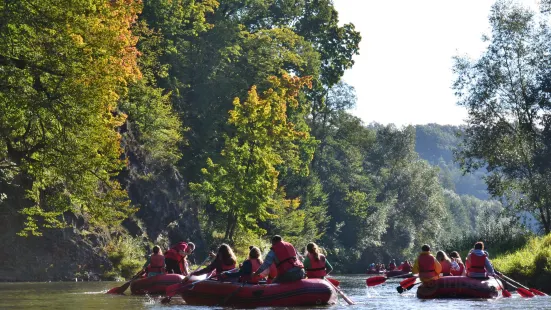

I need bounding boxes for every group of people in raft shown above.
[141,235,333,284]
[142,235,494,285]
[368,260,413,273]
[412,241,495,283]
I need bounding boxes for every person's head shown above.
[153,245,162,255]
[436,250,450,262]
[217,243,237,265]
[422,244,430,252]
[307,242,321,260]
[271,235,282,245]
[248,246,263,264]
[449,251,462,262]
[474,242,484,250]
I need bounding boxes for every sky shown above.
[332,0,539,126]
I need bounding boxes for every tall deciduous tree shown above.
[190,74,314,242]
[0,0,142,235]
[453,0,551,233]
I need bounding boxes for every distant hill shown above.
[414,124,490,200]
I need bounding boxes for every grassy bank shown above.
[493,233,551,293]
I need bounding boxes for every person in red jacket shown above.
[466,242,494,278]
[225,246,266,283]
[412,244,442,283]
[142,245,165,277]
[449,251,465,276]
[253,235,304,283]
[304,242,333,279]
[165,242,195,275]
[190,243,237,280]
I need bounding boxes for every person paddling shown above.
[142,245,165,277]
[224,246,267,283]
[388,260,396,271]
[466,242,495,278]
[412,244,441,283]
[165,242,195,275]
[449,251,465,276]
[303,242,333,279]
[190,243,237,280]
[253,235,305,283]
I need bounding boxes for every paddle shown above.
[494,274,534,298]
[493,275,511,298]
[106,270,145,295]
[326,277,340,287]
[396,277,419,294]
[325,277,355,305]
[366,273,413,287]
[218,281,247,306]
[496,272,547,296]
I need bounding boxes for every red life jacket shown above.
[389,262,396,271]
[306,253,326,278]
[401,263,412,273]
[216,259,236,274]
[271,241,304,275]
[468,253,487,274]
[451,261,464,276]
[418,254,438,279]
[164,248,180,261]
[267,263,277,284]
[239,259,263,283]
[147,254,165,274]
[440,260,451,276]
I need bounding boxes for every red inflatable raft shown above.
[416,276,503,299]
[178,279,337,307]
[130,274,206,295]
[385,270,413,278]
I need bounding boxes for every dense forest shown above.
[1,0,550,281]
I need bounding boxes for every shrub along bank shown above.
[493,233,551,294]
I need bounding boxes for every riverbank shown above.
[493,233,551,294]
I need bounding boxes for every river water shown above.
[0,275,548,309]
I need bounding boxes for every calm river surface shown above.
[0,275,549,309]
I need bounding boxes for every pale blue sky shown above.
[333,0,539,126]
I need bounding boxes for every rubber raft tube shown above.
[416,276,503,299]
[130,274,205,295]
[385,270,413,278]
[179,278,338,307]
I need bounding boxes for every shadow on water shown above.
[0,274,548,309]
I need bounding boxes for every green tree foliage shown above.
[0,0,142,236]
[190,75,314,242]
[453,0,551,233]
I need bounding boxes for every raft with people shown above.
[178,278,337,307]
[416,276,504,299]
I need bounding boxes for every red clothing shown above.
[271,241,304,275]
[389,262,396,271]
[418,254,438,279]
[267,263,277,284]
[240,259,263,283]
[451,261,464,276]
[306,253,326,278]
[467,253,487,274]
[440,260,451,276]
[147,254,165,274]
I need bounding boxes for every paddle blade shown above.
[517,287,535,298]
[396,285,405,293]
[399,276,417,288]
[106,281,130,295]
[366,276,386,287]
[327,277,340,287]
[529,288,547,296]
[502,289,512,298]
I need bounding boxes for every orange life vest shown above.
[271,241,304,275]
[239,259,263,283]
[267,263,277,283]
[306,253,327,278]
[147,254,165,274]
[468,253,487,274]
[216,260,236,274]
[418,254,438,279]
[440,260,451,276]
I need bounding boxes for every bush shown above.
[103,235,146,279]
